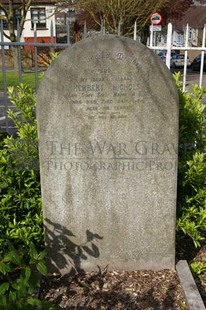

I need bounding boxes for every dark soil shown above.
[39,246,206,309]
[40,268,188,309]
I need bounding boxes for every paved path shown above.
[0,92,18,134]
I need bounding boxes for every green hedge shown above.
[0,74,205,307]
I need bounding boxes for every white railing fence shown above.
[147,22,206,91]
[0,21,206,133]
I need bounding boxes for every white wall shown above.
[23,6,56,39]
[2,5,56,42]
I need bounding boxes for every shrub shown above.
[174,73,206,248]
[0,84,42,254]
[0,241,49,309]
[0,84,51,308]
[0,73,205,305]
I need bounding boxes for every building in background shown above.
[0,0,56,44]
[172,4,206,60]
[151,1,206,61]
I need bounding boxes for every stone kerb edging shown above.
[176,260,205,310]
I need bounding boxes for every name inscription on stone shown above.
[67,50,149,120]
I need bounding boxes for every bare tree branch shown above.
[0,0,35,41]
[67,0,192,39]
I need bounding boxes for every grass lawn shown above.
[0,70,43,91]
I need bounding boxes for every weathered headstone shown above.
[37,36,179,274]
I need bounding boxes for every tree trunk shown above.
[11,46,20,73]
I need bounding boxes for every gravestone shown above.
[37,36,179,274]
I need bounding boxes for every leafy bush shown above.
[0,84,51,308]
[0,84,42,253]
[0,74,205,306]
[0,241,49,309]
[174,73,206,248]
[190,261,206,277]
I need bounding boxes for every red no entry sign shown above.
[150,11,162,25]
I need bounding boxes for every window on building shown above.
[31,8,46,29]
[0,9,21,29]
[177,33,183,46]
[0,10,7,28]
[189,28,193,40]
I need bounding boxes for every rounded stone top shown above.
[37,35,179,142]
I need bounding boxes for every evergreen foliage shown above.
[0,74,205,305]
